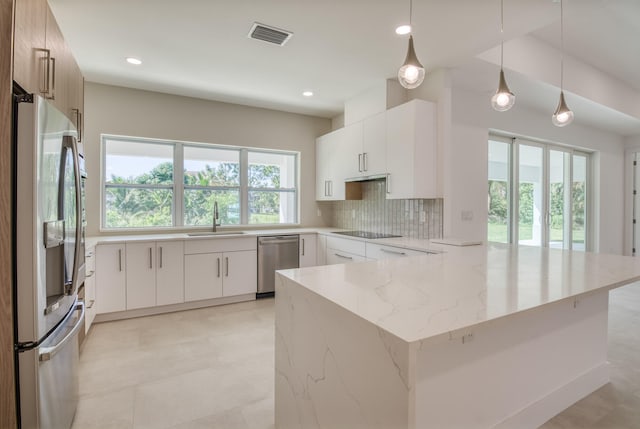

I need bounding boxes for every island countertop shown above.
[278,243,640,344]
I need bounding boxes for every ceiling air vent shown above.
[248,22,293,46]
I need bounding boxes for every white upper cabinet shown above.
[385,99,439,199]
[315,99,438,201]
[316,125,359,201]
[361,112,386,177]
[340,122,365,180]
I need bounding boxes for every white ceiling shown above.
[49,0,640,135]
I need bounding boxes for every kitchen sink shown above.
[187,231,246,237]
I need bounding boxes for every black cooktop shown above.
[333,231,402,239]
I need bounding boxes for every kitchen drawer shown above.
[326,249,367,265]
[326,236,366,256]
[366,243,429,260]
[85,246,96,273]
[184,236,257,255]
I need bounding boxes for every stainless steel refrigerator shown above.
[13,94,86,429]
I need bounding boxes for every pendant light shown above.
[397,0,425,89]
[491,0,515,111]
[552,0,574,127]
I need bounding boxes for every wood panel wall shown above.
[0,0,16,426]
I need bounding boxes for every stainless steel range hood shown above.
[344,174,387,183]
[342,174,387,200]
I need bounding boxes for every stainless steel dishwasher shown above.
[257,235,299,297]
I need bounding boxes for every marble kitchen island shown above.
[275,243,640,429]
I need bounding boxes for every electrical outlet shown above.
[352,209,356,219]
[461,210,473,221]
[317,209,322,217]
[420,211,426,223]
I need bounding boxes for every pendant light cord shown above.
[409,0,413,27]
[560,0,564,90]
[500,0,504,68]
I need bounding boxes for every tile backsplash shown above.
[318,180,443,239]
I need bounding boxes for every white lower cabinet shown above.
[325,236,367,265]
[316,234,327,266]
[95,243,126,314]
[223,250,258,296]
[156,241,185,306]
[126,241,185,310]
[184,237,258,302]
[299,233,317,267]
[84,246,96,333]
[125,242,156,310]
[365,243,430,260]
[184,250,257,301]
[184,253,223,301]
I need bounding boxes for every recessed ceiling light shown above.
[395,25,411,35]
[126,57,142,65]
[302,91,313,97]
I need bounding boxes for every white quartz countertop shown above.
[85,228,450,254]
[278,243,640,344]
[85,227,339,248]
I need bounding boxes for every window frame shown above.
[246,148,299,225]
[487,134,592,251]
[100,134,300,231]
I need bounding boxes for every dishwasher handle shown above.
[259,236,299,245]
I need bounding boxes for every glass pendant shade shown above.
[491,69,515,111]
[552,91,574,127]
[398,35,425,89]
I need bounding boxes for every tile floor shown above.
[73,284,640,429]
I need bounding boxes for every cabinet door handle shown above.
[86,299,95,309]
[324,180,329,197]
[72,109,82,142]
[149,247,153,269]
[302,239,305,256]
[225,257,229,277]
[118,249,122,272]
[159,246,163,268]
[386,173,391,194]
[217,257,221,278]
[363,152,368,171]
[49,57,56,100]
[39,48,51,95]
[358,153,363,172]
[334,253,353,260]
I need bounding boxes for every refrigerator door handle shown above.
[39,302,85,362]
[63,136,83,296]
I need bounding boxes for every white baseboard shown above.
[494,362,610,429]
[94,293,256,323]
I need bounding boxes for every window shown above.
[183,146,240,226]
[101,135,299,229]
[248,151,297,224]
[103,138,174,228]
[487,136,590,250]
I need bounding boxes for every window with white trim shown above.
[101,135,299,230]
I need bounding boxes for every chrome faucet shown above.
[212,201,221,232]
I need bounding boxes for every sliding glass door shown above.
[488,136,590,250]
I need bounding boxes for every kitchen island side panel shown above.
[275,273,414,429]
[414,291,610,429]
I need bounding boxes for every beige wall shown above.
[83,82,332,236]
